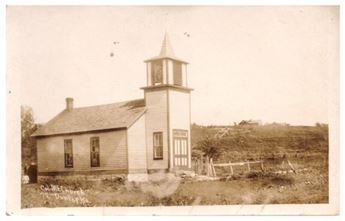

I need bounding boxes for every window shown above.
[153,132,163,160]
[173,62,182,86]
[151,61,163,85]
[64,139,73,168]
[90,137,100,167]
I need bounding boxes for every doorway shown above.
[172,129,189,169]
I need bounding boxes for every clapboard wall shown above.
[37,129,128,175]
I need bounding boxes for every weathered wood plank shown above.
[213,160,263,167]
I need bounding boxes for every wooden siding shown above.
[144,89,169,170]
[37,130,128,173]
[168,89,192,168]
[127,114,148,173]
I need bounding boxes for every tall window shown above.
[153,132,163,160]
[173,62,182,86]
[64,139,73,168]
[151,61,163,85]
[90,137,100,167]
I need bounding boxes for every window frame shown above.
[151,60,163,85]
[64,139,73,168]
[153,132,163,160]
[90,137,100,167]
[173,61,182,86]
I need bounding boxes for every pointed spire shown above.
[144,32,188,64]
[159,32,175,57]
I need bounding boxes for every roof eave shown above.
[140,84,193,92]
[144,56,189,64]
[32,127,128,138]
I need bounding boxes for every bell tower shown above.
[142,33,192,171]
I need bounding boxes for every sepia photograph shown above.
[6,5,339,215]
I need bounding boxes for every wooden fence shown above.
[193,157,295,177]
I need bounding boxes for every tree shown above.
[21,106,37,168]
[196,136,221,160]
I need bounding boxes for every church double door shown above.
[172,130,189,169]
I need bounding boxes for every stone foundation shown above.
[37,169,192,183]
[127,173,149,182]
[38,174,126,183]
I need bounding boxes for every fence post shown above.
[200,155,204,175]
[287,159,296,173]
[210,158,216,177]
[209,158,213,176]
[206,156,210,176]
[260,161,264,172]
[229,161,234,176]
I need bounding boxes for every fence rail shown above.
[193,157,296,177]
[213,160,263,167]
[193,158,265,177]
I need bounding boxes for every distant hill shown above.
[191,123,329,163]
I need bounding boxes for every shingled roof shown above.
[32,99,146,137]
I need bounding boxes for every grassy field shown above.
[22,168,328,208]
[22,124,328,207]
[192,124,328,179]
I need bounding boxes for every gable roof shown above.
[32,99,146,137]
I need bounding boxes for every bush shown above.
[194,136,222,160]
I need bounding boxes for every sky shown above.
[7,6,338,126]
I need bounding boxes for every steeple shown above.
[144,33,188,64]
[142,33,192,89]
[159,33,175,58]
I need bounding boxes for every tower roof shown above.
[144,33,188,64]
[159,33,175,57]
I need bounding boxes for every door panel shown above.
[173,138,188,168]
[172,129,189,169]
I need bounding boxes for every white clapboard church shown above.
[32,34,193,181]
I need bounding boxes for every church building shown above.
[32,34,193,181]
